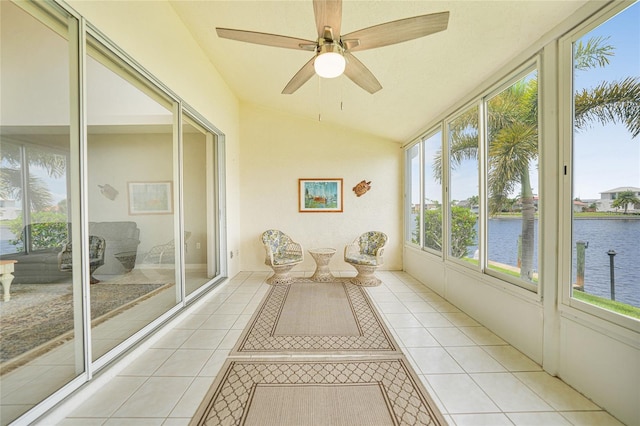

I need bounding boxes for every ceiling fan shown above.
[216,0,449,95]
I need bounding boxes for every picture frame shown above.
[128,181,173,215]
[299,178,343,213]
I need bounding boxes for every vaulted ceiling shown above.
[169,0,592,142]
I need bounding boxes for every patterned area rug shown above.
[0,281,170,365]
[231,278,401,355]
[190,357,446,426]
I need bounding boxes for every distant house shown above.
[599,186,640,212]
[0,198,20,220]
[573,199,588,213]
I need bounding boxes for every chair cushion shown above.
[272,254,303,266]
[262,230,290,255]
[261,229,302,266]
[359,232,388,256]
[345,253,379,266]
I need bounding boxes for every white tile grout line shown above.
[36,275,242,425]
[38,271,618,425]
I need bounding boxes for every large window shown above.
[486,70,539,289]
[405,130,444,255]
[1,142,69,256]
[406,65,540,292]
[447,105,479,264]
[405,143,420,245]
[568,2,640,320]
[423,131,443,254]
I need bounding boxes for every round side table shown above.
[308,248,336,282]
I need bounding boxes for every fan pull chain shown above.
[317,75,322,121]
[340,75,345,111]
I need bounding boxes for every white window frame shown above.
[444,101,481,271]
[559,1,640,333]
[421,126,445,257]
[404,140,422,248]
[482,60,541,292]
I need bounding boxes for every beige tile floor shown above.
[47,270,623,425]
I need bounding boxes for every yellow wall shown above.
[86,132,207,265]
[69,0,242,276]
[239,103,402,273]
[67,1,404,276]
[39,3,640,425]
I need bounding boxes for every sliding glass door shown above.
[0,2,82,423]
[86,36,180,361]
[183,115,219,297]
[0,2,226,424]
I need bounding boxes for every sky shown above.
[411,2,639,203]
[573,2,640,200]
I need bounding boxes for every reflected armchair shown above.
[58,235,106,284]
[261,229,304,285]
[344,231,387,287]
[142,232,192,264]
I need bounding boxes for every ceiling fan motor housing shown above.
[314,40,346,78]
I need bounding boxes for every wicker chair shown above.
[143,232,192,265]
[261,229,304,285]
[344,231,387,286]
[58,235,106,284]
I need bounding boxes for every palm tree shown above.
[612,190,640,214]
[0,141,66,212]
[467,195,479,209]
[443,36,640,282]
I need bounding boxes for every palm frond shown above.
[575,77,640,137]
[27,151,67,178]
[0,167,54,210]
[487,123,537,215]
[0,168,22,200]
[0,143,21,165]
[449,134,479,167]
[574,36,614,71]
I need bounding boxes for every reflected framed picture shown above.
[128,181,173,215]
[299,178,343,213]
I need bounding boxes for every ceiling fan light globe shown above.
[314,52,346,78]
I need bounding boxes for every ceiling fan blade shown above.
[282,57,316,94]
[313,0,342,39]
[342,11,449,52]
[216,28,315,50]
[343,52,382,94]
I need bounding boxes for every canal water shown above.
[3,219,639,306]
[469,218,639,307]
[572,219,639,306]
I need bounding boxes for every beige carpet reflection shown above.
[231,278,400,355]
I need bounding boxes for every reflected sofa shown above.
[88,221,140,275]
[2,221,140,284]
